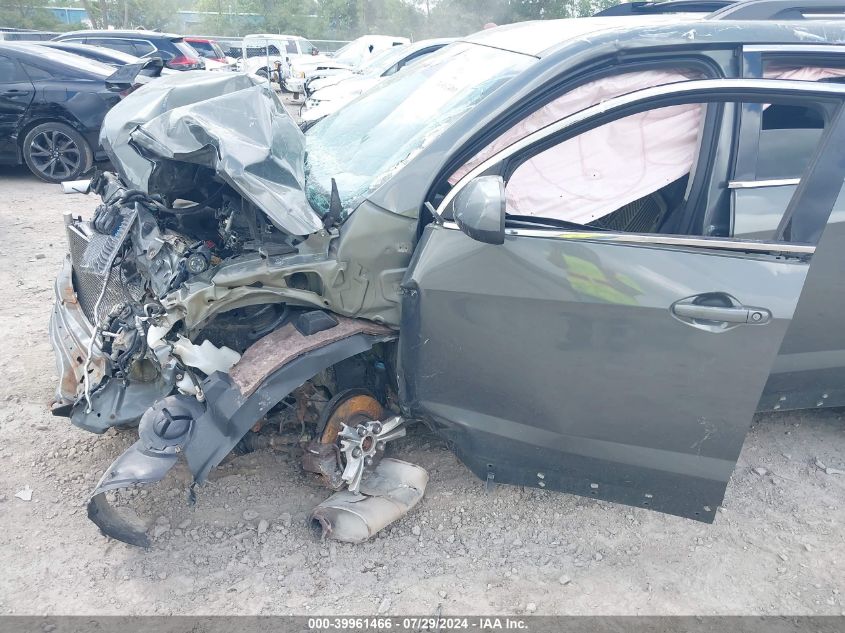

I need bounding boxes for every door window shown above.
[0,55,27,82]
[730,102,831,241]
[87,38,137,56]
[133,40,156,56]
[21,62,52,81]
[245,45,280,58]
[505,102,706,231]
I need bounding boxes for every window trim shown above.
[437,78,845,250]
[441,220,816,255]
[743,44,845,60]
[729,178,802,189]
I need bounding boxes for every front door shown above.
[400,80,845,521]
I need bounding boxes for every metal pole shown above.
[266,40,271,90]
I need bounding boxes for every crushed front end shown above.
[47,71,423,546]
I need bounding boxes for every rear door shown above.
[738,45,845,410]
[400,79,845,521]
[0,52,34,163]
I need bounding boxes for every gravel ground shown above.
[1,164,844,617]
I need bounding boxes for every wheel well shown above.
[17,115,88,152]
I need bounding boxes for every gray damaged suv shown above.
[50,11,845,546]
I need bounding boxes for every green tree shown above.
[0,0,63,29]
[0,0,625,40]
[73,0,184,29]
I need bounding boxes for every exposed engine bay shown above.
[49,71,424,547]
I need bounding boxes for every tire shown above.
[22,122,93,184]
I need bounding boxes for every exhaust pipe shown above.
[310,458,428,543]
[60,179,91,194]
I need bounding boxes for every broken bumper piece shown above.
[88,317,395,546]
[311,458,428,543]
[88,395,204,547]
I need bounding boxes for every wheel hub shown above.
[338,416,406,493]
[29,130,80,180]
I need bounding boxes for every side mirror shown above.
[312,48,319,56]
[452,175,506,245]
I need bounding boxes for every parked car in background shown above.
[0,28,58,41]
[185,37,234,70]
[34,41,142,68]
[52,30,205,71]
[213,37,243,59]
[240,34,325,85]
[301,39,453,126]
[304,39,444,95]
[0,43,124,182]
[286,34,409,96]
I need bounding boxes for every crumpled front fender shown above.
[88,316,395,546]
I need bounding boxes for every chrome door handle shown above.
[672,304,755,323]
[671,293,771,331]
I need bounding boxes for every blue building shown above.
[43,7,263,34]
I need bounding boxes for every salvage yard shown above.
[1,165,844,616]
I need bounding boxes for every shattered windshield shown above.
[304,42,533,217]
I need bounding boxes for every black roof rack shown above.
[595,1,735,16]
[595,0,845,19]
[709,0,845,19]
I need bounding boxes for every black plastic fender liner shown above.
[87,330,395,546]
[87,395,204,547]
[184,331,395,484]
[88,444,180,548]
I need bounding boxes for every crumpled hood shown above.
[100,70,323,236]
[315,76,380,102]
[295,59,354,75]
[309,72,355,94]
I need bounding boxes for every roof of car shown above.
[407,37,455,49]
[539,17,845,58]
[35,40,140,61]
[0,41,115,74]
[244,34,303,40]
[55,29,181,39]
[350,34,410,44]
[462,15,700,57]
